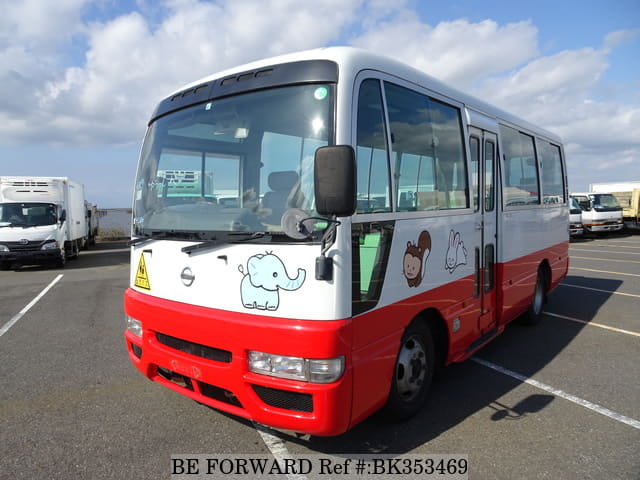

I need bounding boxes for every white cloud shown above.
[0,0,638,194]
[1,0,362,145]
[351,13,539,89]
[603,28,640,51]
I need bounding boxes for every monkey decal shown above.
[403,230,431,287]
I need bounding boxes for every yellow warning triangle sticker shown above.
[134,253,151,290]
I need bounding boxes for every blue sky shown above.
[1,0,638,207]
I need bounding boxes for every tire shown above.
[56,251,66,268]
[521,268,546,326]
[384,321,435,420]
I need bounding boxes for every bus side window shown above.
[537,140,565,204]
[384,81,468,212]
[356,79,391,214]
[500,125,540,206]
[470,136,480,211]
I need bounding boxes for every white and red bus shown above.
[124,47,569,436]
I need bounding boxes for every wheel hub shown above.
[396,336,427,401]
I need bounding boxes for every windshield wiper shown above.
[181,232,270,255]
[128,231,202,247]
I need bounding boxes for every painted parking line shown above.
[571,256,640,264]
[0,274,64,338]
[472,357,640,430]
[544,311,640,337]
[253,422,308,480]
[570,248,640,255]
[569,267,640,278]
[558,283,640,299]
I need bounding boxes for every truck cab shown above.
[570,192,623,234]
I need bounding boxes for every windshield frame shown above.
[133,81,337,242]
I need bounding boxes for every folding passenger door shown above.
[469,127,498,333]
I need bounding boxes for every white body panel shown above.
[590,181,640,193]
[130,241,346,320]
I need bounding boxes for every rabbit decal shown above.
[445,230,467,273]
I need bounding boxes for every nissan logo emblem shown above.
[180,267,195,287]
[20,239,29,245]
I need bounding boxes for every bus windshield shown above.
[133,84,334,239]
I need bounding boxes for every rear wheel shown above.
[521,268,546,325]
[384,321,434,420]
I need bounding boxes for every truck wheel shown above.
[384,321,434,420]
[521,268,546,326]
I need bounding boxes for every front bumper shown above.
[569,223,583,236]
[0,248,61,265]
[124,288,353,436]
[584,222,623,232]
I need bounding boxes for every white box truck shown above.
[0,176,88,268]
[590,181,640,231]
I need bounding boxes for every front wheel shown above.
[56,250,66,268]
[384,322,435,420]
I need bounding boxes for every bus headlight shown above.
[248,351,344,384]
[126,316,143,337]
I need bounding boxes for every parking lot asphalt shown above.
[0,236,638,479]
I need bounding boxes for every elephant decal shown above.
[238,252,306,311]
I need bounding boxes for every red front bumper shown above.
[124,288,353,436]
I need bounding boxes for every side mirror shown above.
[59,209,67,223]
[314,145,356,217]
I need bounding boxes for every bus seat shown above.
[262,171,299,224]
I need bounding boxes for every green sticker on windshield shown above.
[314,87,328,100]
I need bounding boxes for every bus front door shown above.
[471,128,498,333]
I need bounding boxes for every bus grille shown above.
[156,333,232,363]
[200,382,243,408]
[252,385,313,413]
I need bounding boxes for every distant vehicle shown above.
[85,201,99,247]
[0,176,89,269]
[570,192,623,234]
[569,197,583,237]
[590,182,640,231]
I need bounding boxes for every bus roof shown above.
[160,46,562,144]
